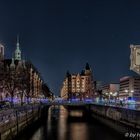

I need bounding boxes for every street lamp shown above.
[129,90,134,100]
[125,89,128,93]
[109,92,113,103]
[125,89,134,101]
[104,93,108,103]
[113,92,118,103]
[124,89,129,101]
[131,90,134,93]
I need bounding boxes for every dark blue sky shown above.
[0,0,139,95]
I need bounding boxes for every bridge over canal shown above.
[0,102,140,140]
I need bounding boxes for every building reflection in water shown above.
[29,127,43,140]
[69,111,83,117]
[69,123,88,140]
[47,106,53,132]
[17,105,124,140]
[26,105,89,140]
[58,106,68,140]
[57,106,88,140]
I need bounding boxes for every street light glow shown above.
[131,90,134,93]
[125,90,128,93]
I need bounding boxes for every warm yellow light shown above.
[125,89,128,93]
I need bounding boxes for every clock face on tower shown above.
[130,44,140,75]
[136,48,140,66]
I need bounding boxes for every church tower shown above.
[14,36,21,61]
[84,63,94,98]
[0,43,4,60]
[84,62,92,75]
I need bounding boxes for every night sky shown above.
[0,0,139,95]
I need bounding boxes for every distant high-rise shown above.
[60,63,94,100]
[119,76,140,101]
[101,83,119,101]
[0,44,4,60]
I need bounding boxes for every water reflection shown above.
[69,123,88,140]
[57,106,68,140]
[29,126,44,140]
[18,105,125,140]
[69,110,83,117]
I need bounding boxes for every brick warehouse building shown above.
[0,39,50,104]
[60,63,94,100]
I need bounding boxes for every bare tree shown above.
[3,65,18,106]
[1,59,44,106]
[17,64,30,105]
[2,60,30,106]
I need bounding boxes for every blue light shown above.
[85,99,92,102]
[128,96,133,100]
[71,98,80,102]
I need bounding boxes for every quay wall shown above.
[0,104,49,140]
[89,104,140,133]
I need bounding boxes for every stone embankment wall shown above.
[0,104,47,140]
[90,104,140,133]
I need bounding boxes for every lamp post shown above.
[112,92,118,104]
[109,92,113,104]
[105,92,112,104]
[124,89,128,101]
[130,90,134,100]
[104,92,108,104]
[125,89,134,101]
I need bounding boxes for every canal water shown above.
[17,106,126,140]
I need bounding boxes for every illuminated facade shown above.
[119,76,140,101]
[0,38,45,102]
[28,65,43,99]
[102,83,119,100]
[60,63,94,100]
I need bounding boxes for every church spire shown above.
[16,35,20,48]
[14,35,21,60]
[85,62,90,70]
[84,63,92,75]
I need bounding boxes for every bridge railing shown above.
[41,100,140,110]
